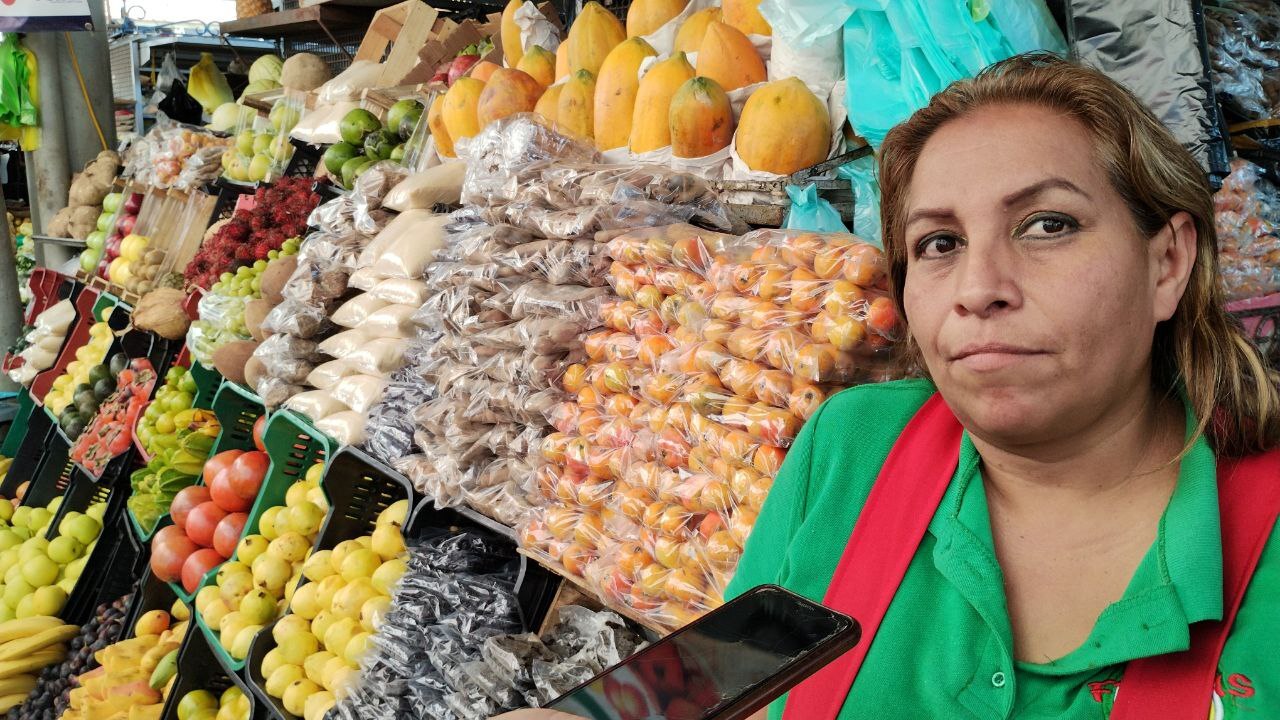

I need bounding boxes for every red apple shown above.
[123,193,143,214]
[181,548,224,594]
[448,55,479,86]
[169,486,211,531]
[150,526,197,583]
[212,512,247,559]
[186,501,228,548]
[115,214,136,236]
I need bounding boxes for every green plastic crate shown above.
[0,391,37,458]
[190,361,222,409]
[163,381,268,603]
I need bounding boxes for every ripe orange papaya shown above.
[428,93,454,158]
[517,45,556,87]
[556,43,569,81]
[723,0,771,36]
[442,77,485,143]
[501,0,524,67]
[558,69,597,140]
[736,77,831,174]
[535,83,564,127]
[477,68,545,128]
[669,76,733,158]
[565,2,626,76]
[695,21,765,92]
[629,52,695,153]
[593,37,658,150]
[626,0,688,37]
[673,7,722,54]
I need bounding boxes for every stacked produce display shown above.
[7,299,77,388]
[0,497,107,620]
[0,615,80,715]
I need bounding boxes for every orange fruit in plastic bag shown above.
[827,314,868,352]
[824,280,867,317]
[753,445,785,475]
[788,383,825,420]
[867,295,899,338]
[788,267,824,312]
[844,243,888,287]
[813,239,853,279]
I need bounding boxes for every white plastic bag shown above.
[331,374,388,413]
[344,337,408,375]
[371,213,450,278]
[382,162,467,211]
[332,293,390,328]
[307,358,357,390]
[318,329,368,358]
[369,278,430,305]
[284,390,349,422]
[316,411,367,446]
[364,304,418,339]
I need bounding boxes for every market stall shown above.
[3,0,1280,718]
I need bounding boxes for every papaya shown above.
[674,7,722,54]
[477,68,545,128]
[428,94,455,158]
[736,77,830,174]
[594,37,658,151]
[535,83,564,127]
[696,21,766,92]
[629,52,695,153]
[723,0,771,36]
[627,0,687,37]
[669,76,733,158]
[517,45,557,87]
[556,43,569,81]
[470,60,501,83]
[565,1,626,76]
[558,69,597,140]
[501,0,524,68]
[442,77,486,144]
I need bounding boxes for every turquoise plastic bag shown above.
[784,183,849,233]
[839,0,1066,148]
[838,155,883,247]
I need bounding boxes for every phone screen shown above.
[547,585,856,720]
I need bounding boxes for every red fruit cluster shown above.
[184,177,321,289]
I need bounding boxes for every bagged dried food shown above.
[308,358,357,390]
[291,101,360,145]
[34,299,75,333]
[508,281,610,321]
[372,214,451,279]
[384,162,468,211]
[461,115,601,208]
[262,298,331,338]
[331,373,389,414]
[317,61,384,103]
[365,304,418,339]
[475,316,597,354]
[359,209,439,269]
[316,410,367,446]
[318,328,368,358]
[284,389,349,421]
[333,293,391,328]
[354,161,412,236]
[255,375,306,409]
[345,337,409,376]
[251,335,318,384]
[348,266,382,291]
[370,278,430,305]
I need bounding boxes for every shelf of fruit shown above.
[0,495,107,623]
[68,358,158,479]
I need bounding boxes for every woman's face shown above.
[901,103,1194,447]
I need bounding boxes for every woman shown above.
[499,53,1280,720]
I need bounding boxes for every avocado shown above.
[109,353,128,376]
[93,377,116,401]
[322,141,359,176]
[64,419,86,440]
[74,382,93,397]
[76,397,98,418]
[73,387,96,408]
[87,365,111,387]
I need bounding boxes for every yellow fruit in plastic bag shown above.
[188,53,235,114]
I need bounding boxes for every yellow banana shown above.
[0,674,35,696]
[0,624,78,661]
[0,617,64,645]
[0,692,28,713]
[0,647,64,679]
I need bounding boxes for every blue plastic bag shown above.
[785,183,849,233]
[839,0,1066,148]
[838,155,883,247]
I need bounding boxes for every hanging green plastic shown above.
[0,34,40,150]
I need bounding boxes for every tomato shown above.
[208,468,252,513]
[181,548,224,594]
[202,449,244,486]
[169,486,211,531]
[212,512,247,559]
[252,415,267,452]
[228,451,269,500]
[185,501,228,548]
[150,526,197,583]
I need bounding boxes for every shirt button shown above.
[991,672,1006,688]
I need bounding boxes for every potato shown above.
[46,207,73,238]
[244,355,267,389]
[260,256,296,305]
[68,174,110,207]
[244,299,272,342]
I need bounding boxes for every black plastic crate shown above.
[46,468,133,626]
[6,408,66,502]
[123,567,180,639]
[159,621,265,720]
[70,519,148,628]
[284,139,321,179]
[314,446,416,553]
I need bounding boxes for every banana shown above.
[0,617,65,645]
[0,647,64,679]
[0,674,36,696]
[0,624,78,661]
[0,692,28,713]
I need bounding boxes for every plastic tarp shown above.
[1064,0,1230,177]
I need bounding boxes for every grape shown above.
[253,260,268,272]
[219,272,233,283]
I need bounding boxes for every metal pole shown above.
[60,0,119,164]
[23,32,70,241]
[0,182,25,392]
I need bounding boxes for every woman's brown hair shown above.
[878,52,1280,457]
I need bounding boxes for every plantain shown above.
[0,616,64,645]
[0,624,78,661]
[0,673,36,696]
[0,692,28,713]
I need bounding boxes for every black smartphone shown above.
[545,584,860,720]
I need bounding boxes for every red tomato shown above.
[150,526,197,583]
[252,415,267,452]
[186,501,228,548]
[228,451,269,501]
[209,468,253,513]
[212,512,247,558]
[169,486,211,531]
[202,449,244,486]
[181,548,224,594]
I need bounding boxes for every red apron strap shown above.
[783,393,963,720]
[1111,448,1280,720]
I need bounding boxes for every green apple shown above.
[22,555,59,587]
[47,536,84,564]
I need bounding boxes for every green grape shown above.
[212,282,224,293]
[236,266,251,278]
[251,277,261,293]
[267,250,280,260]
[220,272,233,283]
[253,260,268,272]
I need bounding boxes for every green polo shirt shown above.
[725,378,1279,719]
